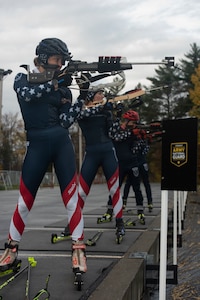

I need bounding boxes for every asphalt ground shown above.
[0,183,164,300]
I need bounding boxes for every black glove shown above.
[115,102,124,118]
[54,70,73,87]
[103,100,113,110]
[58,87,72,102]
[76,73,91,100]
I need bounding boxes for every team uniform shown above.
[123,139,153,211]
[107,117,144,218]
[77,103,125,236]
[0,38,87,274]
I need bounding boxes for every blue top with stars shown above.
[14,72,84,131]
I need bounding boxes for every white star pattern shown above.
[75,106,81,113]
[46,87,51,93]
[68,116,74,123]
[36,93,42,98]
[29,88,35,95]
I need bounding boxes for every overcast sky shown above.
[1,0,200,116]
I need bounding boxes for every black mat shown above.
[124,207,161,216]
[0,256,117,300]
[46,215,153,230]
[16,229,141,254]
[84,207,161,217]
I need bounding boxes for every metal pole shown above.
[0,69,4,130]
[178,191,182,235]
[0,69,12,133]
[159,190,169,300]
[173,191,177,265]
[78,126,83,172]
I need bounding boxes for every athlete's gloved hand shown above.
[54,70,73,87]
[76,73,91,100]
[103,100,113,110]
[115,102,124,118]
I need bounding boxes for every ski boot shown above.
[72,240,87,291]
[115,218,125,244]
[138,212,145,225]
[0,242,19,274]
[51,225,71,244]
[122,198,127,210]
[148,203,153,212]
[97,208,113,224]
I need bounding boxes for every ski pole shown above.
[86,231,103,246]
[24,257,37,300]
[32,274,50,300]
[0,257,37,296]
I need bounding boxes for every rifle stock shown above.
[86,89,145,107]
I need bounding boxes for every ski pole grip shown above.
[28,257,37,267]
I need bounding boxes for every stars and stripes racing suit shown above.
[108,118,144,212]
[77,106,123,219]
[9,72,85,242]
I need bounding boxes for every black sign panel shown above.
[161,118,198,191]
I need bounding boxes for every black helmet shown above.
[35,38,71,65]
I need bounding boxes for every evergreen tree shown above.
[178,43,200,114]
[145,65,181,120]
[189,64,200,118]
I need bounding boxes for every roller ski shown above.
[0,242,20,276]
[0,259,21,278]
[115,218,125,244]
[97,208,113,224]
[51,225,71,244]
[0,257,37,299]
[72,241,87,291]
[124,213,145,227]
[138,213,145,225]
[148,203,153,212]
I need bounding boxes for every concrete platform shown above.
[0,183,166,300]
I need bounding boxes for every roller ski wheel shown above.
[72,241,87,290]
[97,213,112,224]
[116,232,123,244]
[51,233,71,244]
[115,218,125,244]
[0,259,21,277]
[138,213,145,225]
[148,204,153,212]
[74,270,83,291]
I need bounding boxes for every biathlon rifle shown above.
[88,85,169,108]
[20,56,174,84]
[135,121,163,143]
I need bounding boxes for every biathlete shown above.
[122,134,153,211]
[77,90,125,238]
[100,110,145,224]
[0,38,88,275]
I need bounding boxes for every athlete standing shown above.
[0,38,88,274]
[77,90,125,239]
[102,110,145,223]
